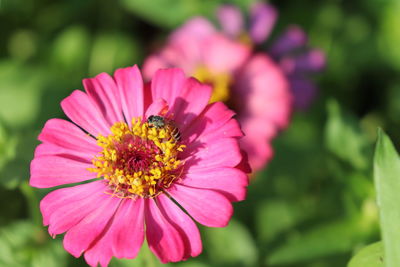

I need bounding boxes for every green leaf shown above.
[379,1,400,71]
[0,121,18,173]
[256,199,306,244]
[8,30,37,61]
[325,99,371,170]
[348,242,384,267]
[89,33,141,76]
[373,129,400,267]
[0,221,67,267]
[203,219,257,266]
[0,61,44,128]
[266,219,364,265]
[0,131,38,189]
[120,0,257,29]
[51,25,91,71]
[121,0,206,29]
[386,84,400,122]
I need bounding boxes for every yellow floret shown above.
[88,118,184,198]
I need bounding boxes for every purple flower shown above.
[217,3,326,109]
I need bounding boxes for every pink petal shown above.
[217,5,244,37]
[249,2,277,43]
[143,82,153,111]
[179,167,248,202]
[83,72,124,125]
[203,34,250,73]
[145,199,185,263]
[170,77,212,133]
[38,118,99,154]
[84,248,112,267]
[157,194,202,259]
[183,138,242,171]
[182,102,237,142]
[194,118,243,144]
[63,195,121,258]
[30,155,96,188]
[144,98,169,119]
[34,143,93,162]
[40,181,106,235]
[240,133,274,171]
[153,43,198,75]
[142,55,171,82]
[167,184,233,227]
[151,68,186,109]
[236,149,252,174]
[61,90,110,137]
[84,198,145,267]
[170,17,216,43]
[238,115,277,171]
[235,54,292,129]
[144,18,215,79]
[111,198,144,259]
[114,65,144,125]
[239,116,277,141]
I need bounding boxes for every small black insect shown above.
[147,115,166,129]
[147,115,181,142]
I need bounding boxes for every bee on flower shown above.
[147,115,182,142]
[30,66,249,266]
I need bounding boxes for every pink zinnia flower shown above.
[143,18,292,171]
[30,66,248,266]
[217,2,326,109]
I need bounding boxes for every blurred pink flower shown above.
[144,18,292,171]
[30,66,249,266]
[217,2,326,110]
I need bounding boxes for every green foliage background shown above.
[0,0,399,266]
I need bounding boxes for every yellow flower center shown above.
[88,117,185,198]
[193,66,232,103]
